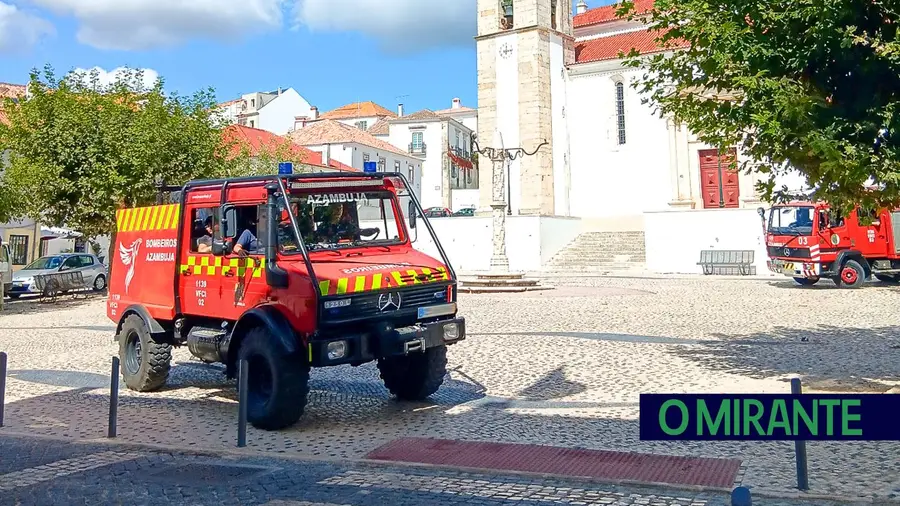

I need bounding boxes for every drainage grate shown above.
[145,461,277,485]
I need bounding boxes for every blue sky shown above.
[0,0,614,113]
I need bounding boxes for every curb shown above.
[0,430,890,504]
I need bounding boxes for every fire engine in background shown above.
[107,171,466,430]
[761,200,900,288]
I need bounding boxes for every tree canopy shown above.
[0,66,305,239]
[620,0,900,213]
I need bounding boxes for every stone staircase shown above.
[544,231,647,274]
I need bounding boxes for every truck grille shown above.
[320,283,452,323]
[768,246,811,258]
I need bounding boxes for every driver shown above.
[319,203,359,244]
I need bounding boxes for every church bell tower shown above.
[475,0,575,216]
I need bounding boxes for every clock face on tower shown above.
[499,43,513,59]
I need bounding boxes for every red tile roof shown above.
[320,101,397,120]
[288,119,409,158]
[223,125,357,172]
[0,82,26,100]
[0,108,8,126]
[574,28,688,64]
[574,0,655,28]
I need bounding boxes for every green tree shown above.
[0,65,247,239]
[620,0,900,214]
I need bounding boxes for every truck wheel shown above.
[237,327,310,431]
[875,274,899,284]
[377,345,447,401]
[793,277,819,286]
[837,259,866,289]
[118,314,172,392]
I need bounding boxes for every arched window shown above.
[614,80,626,145]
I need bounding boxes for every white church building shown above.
[424,0,804,275]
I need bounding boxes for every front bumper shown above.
[7,282,38,294]
[767,259,822,278]
[310,316,466,367]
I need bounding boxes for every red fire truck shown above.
[107,172,465,430]
[762,200,900,287]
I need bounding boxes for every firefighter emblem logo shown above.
[831,233,840,246]
[118,238,142,294]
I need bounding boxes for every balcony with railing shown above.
[451,146,471,160]
[409,142,427,156]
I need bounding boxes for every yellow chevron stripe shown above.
[147,206,160,231]
[155,205,170,230]
[336,277,349,295]
[116,210,126,231]
[406,269,421,283]
[127,207,140,232]
[168,205,180,229]
[140,207,154,231]
[391,271,405,286]
[319,280,330,295]
[371,273,383,290]
[353,275,366,293]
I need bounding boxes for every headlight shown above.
[326,341,347,360]
[443,323,459,341]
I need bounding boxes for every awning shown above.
[447,146,474,171]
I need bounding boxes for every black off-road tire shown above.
[118,314,172,392]
[377,345,448,401]
[237,328,310,431]
[875,274,899,284]
[836,259,867,289]
[793,277,819,286]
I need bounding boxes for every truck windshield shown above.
[277,190,405,252]
[768,206,814,235]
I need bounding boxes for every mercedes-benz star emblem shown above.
[784,248,791,256]
[377,292,402,312]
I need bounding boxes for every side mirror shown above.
[757,207,766,218]
[408,200,417,229]
[211,240,232,256]
[220,205,237,239]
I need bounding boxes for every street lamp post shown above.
[472,132,548,273]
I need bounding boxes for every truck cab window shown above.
[231,205,265,256]
[190,207,219,253]
[278,191,403,252]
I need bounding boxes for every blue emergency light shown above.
[278,162,293,175]
[363,161,377,173]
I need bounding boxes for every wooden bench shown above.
[697,250,755,276]
[34,271,90,301]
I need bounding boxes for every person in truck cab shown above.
[196,216,215,253]
[232,214,261,256]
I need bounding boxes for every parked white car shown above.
[1,243,11,295]
[8,253,108,298]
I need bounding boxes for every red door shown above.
[699,148,740,209]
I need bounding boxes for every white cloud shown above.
[0,1,55,54]
[27,0,288,50]
[69,66,160,91]
[293,0,476,53]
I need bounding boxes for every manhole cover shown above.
[146,461,277,485]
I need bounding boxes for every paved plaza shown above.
[1,275,899,504]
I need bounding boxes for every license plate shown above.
[418,303,457,319]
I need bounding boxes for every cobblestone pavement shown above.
[1,276,899,502]
[0,433,860,505]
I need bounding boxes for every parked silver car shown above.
[8,253,108,298]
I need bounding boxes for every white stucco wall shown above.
[407,216,581,272]
[388,122,441,208]
[550,33,571,217]
[567,63,672,220]
[644,208,772,275]
[258,89,314,135]
[495,31,521,215]
[451,190,479,211]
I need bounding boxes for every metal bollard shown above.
[791,377,809,490]
[237,359,248,448]
[108,356,119,438]
[731,486,752,506]
[0,351,7,428]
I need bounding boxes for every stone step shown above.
[459,285,556,293]
[460,278,542,287]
